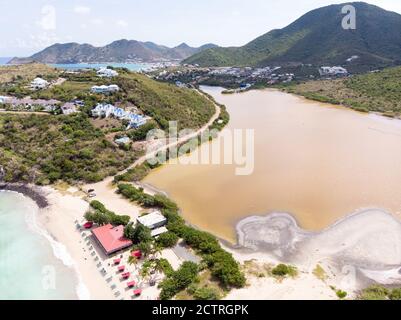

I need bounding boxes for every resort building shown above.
[91,224,133,256]
[137,211,168,237]
[97,67,119,78]
[91,103,147,130]
[30,77,49,90]
[91,84,120,94]
[61,103,78,115]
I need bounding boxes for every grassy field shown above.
[0,63,60,83]
[284,67,401,117]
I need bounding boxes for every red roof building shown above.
[91,224,133,255]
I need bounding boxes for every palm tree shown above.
[128,256,139,271]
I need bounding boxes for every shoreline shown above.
[0,185,115,300]
[3,87,401,300]
[0,183,48,208]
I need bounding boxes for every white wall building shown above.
[91,85,120,94]
[0,96,11,104]
[97,67,119,78]
[319,66,348,76]
[30,77,49,90]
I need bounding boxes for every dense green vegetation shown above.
[0,113,137,184]
[114,162,160,183]
[184,3,401,73]
[159,261,199,300]
[85,200,130,226]
[116,183,246,291]
[286,66,401,117]
[357,285,401,300]
[156,231,179,248]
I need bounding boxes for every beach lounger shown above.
[121,272,130,279]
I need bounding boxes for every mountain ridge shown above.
[183,2,401,71]
[9,40,218,64]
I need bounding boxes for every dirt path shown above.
[83,90,221,218]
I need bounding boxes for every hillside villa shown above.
[97,67,119,78]
[30,77,49,90]
[61,103,79,115]
[91,84,120,94]
[319,66,348,77]
[92,103,147,130]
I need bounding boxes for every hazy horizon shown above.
[1,0,401,57]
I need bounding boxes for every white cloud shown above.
[91,18,104,25]
[74,5,91,15]
[116,19,129,27]
[37,5,57,31]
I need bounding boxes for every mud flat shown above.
[235,209,401,287]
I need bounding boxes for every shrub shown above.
[190,286,220,300]
[389,288,401,300]
[271,264,298,278]
[159,262,199,300]
[205,250,246,288]
[336,290,348,299]
[124,222,152,244]
[359,285,389,300]
[156,258,174,277]
[157,232,179,248]
[85,201,130,226]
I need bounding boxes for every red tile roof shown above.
[92,224,132,255]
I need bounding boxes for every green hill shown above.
[184,2,401,72]
[0,64,216,185]
[285,66,401,117]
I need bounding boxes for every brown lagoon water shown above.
[144,86,401,243]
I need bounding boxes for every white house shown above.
[92,103,147,130]
[137,211,167,230]
[61,103,78,115]
[91,85,120,94]
[97,67,119,78]
[30,77,49,90]
[0,96,11,104]
[319,66,348,76]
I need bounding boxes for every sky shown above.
[1,0,401,57]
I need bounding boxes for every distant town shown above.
[150,60,355,92]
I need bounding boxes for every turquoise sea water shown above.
[51,62,150,71]
[0,191,80,300]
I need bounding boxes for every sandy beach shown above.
[5,182,401,301]
[38,186,115,300]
